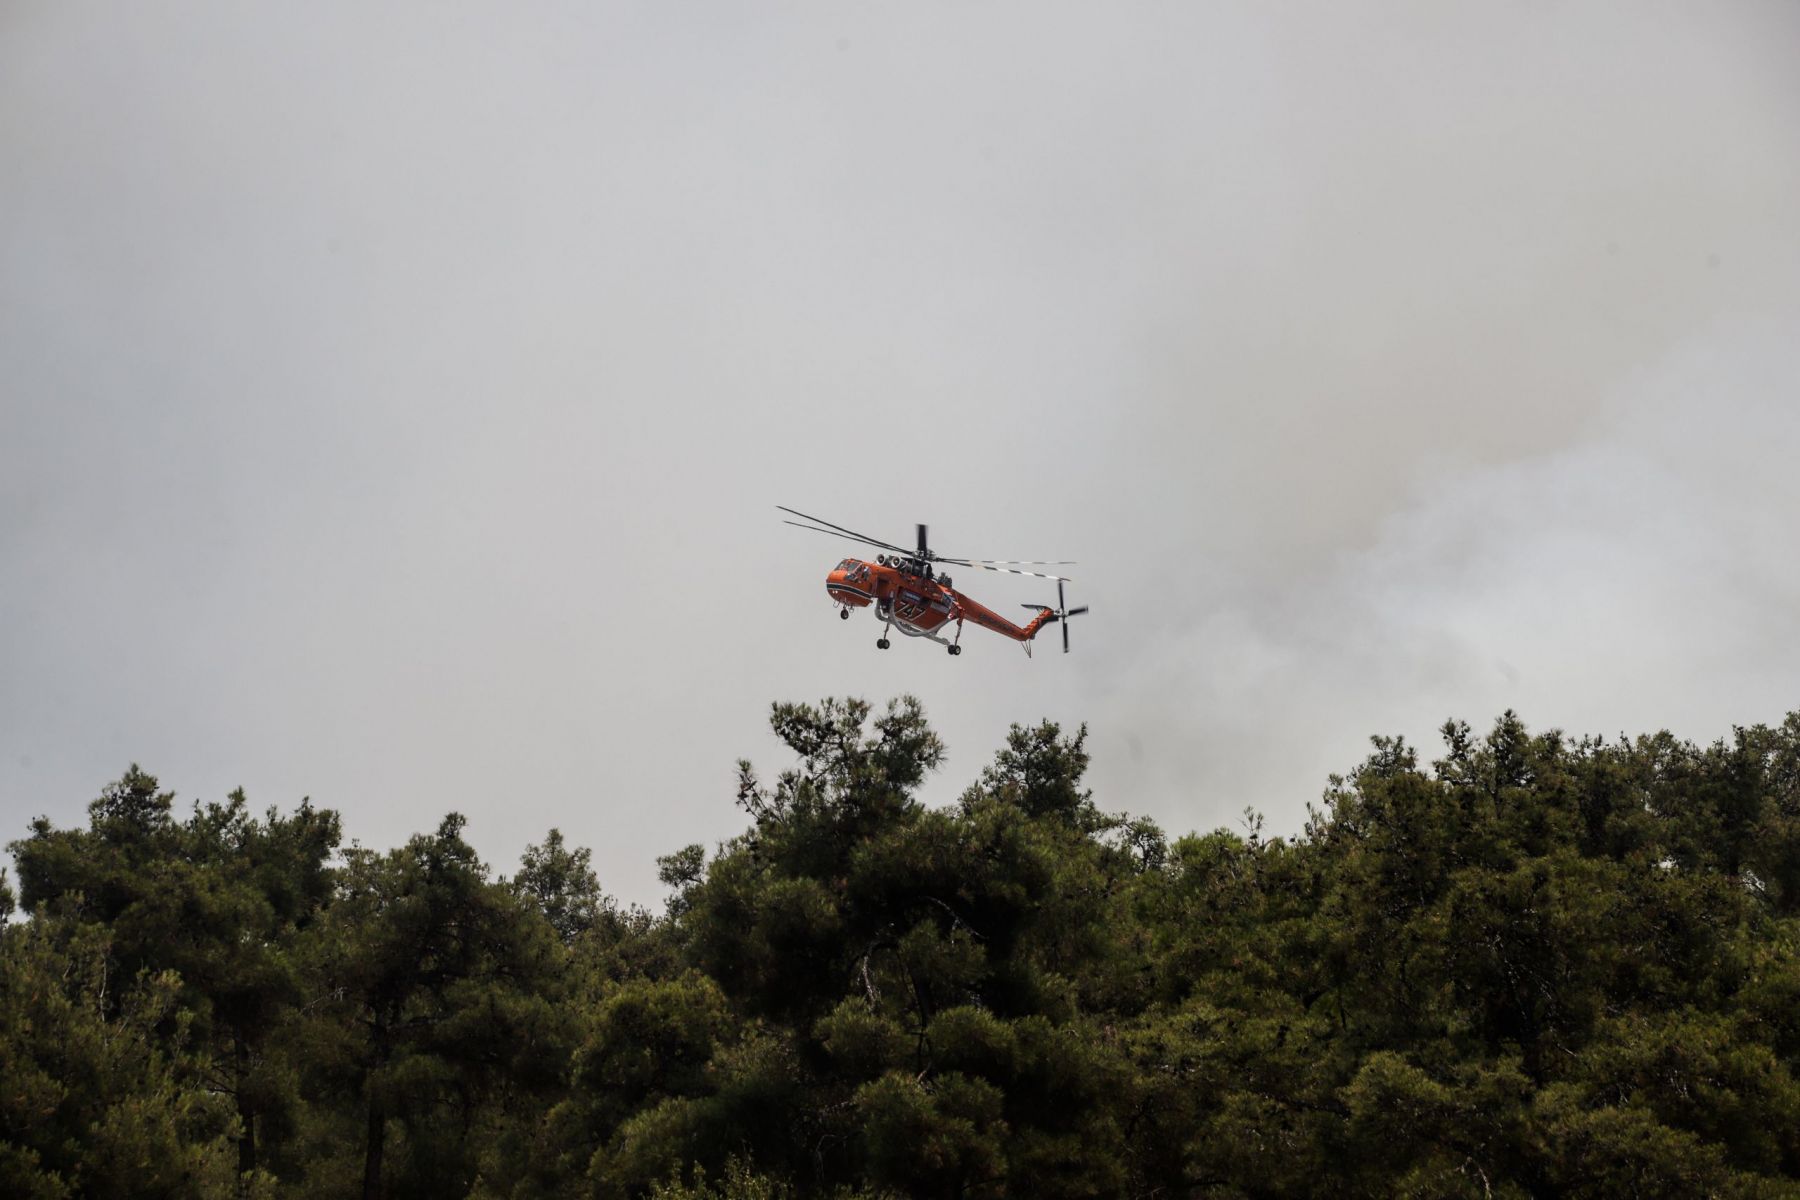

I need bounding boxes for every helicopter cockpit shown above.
[825,559,875,612]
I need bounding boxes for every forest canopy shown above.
[4,699,1800,1199]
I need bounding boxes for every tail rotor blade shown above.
[1063,621,1070,654]
[1065,605,1089,616]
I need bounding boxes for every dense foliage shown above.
[5,699,1800,1198]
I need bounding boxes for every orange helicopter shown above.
[780,506,1088,656]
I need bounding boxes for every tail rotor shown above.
[1022,579,1089,653]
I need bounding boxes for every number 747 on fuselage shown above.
[780,506,1088,657]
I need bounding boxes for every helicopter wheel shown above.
[876,638,890,650]
[839,608,850,620]
[948,645,961,656]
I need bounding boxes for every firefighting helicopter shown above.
[780,506,1088,656]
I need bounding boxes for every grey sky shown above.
[5,3,1798,905]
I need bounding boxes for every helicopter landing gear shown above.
[877,638,890,650]
[947,644,961,656]
[839,608,850,620]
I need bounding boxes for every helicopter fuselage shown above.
[782,505,1083,656]
[825,557,1050,647]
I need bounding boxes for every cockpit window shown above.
[837,559,853,571]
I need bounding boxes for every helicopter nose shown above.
[825,569,870,607]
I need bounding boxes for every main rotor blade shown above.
[781,521,909,555]
[917,524,928,561]
[776,507,912,556]
[936,557,1077,567]
[960,563,1073,582]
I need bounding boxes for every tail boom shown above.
[950,592,1046,643]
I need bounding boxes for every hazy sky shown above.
[5,2,1798,905]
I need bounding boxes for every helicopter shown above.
[780,506,1088,656]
